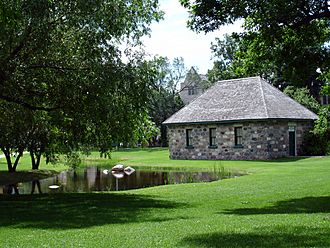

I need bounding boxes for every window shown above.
[186,129,193,147]
[322,95,329,105]
[188,86,196,95]
[234,127,243,146]
[209,128,216,146]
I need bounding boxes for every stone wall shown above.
[167,120,313,160]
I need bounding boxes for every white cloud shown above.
[143,0,243,74]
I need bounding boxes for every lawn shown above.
[0,148,329,247]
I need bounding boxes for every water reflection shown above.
[0,166,242,195]
[2,184,19,195]
[31,180,42,194]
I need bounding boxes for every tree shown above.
[283,86,320,113]
[148,57,185,146]
[181,0,330,89]
[0,0,162,108]
[208,34,253,83]
[312,84,330,154]
[0,0,163,171]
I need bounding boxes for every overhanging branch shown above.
[293,9,330,27]
[28,64,91,71]
[0,94,61,111]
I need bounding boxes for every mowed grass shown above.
[0,148,329,247]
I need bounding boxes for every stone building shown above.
[179,67,209,105]
[163,77,318,160]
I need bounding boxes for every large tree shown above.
[0,0,163,171]
[0,0,162,109]
[181,0,330,89]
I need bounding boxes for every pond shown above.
[0,166,243,195]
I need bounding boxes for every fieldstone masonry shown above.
[167,120,313,160]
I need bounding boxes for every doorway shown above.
[289,128,296,156]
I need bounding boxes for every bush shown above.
[302,131,330,156]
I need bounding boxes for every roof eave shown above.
[163,117,317,126]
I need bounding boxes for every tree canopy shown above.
[180,0,330,33]
[181,0,330,88]
[0,0,162,110]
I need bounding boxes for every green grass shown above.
[0,148,329,247]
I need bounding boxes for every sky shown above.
[142,0,243,75]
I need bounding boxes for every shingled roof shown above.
[163,76,318,125]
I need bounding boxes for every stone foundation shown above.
[167,120,313,160]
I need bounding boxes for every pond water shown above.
[0,166,242,195]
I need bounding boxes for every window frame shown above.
[186,129,193,148]
[234,126,243,147]
[209,128,217,148]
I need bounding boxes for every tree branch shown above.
[0,94,61,111]
[293,9,330,27]
[28,64,90,71]
[6,25,32,63]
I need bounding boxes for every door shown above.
[289,130,296,156]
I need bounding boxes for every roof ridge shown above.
[164,76,318,125]
[215,76,260,84]
[259,77,269,118]
[263,77,319,117]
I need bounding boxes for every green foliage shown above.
[313,83,330,151]
[321,84,330,95]
[315,106,330,134]
[0,101,33,171]
[208,34,253,83]
[310,84,330,155]
[283,86,320,113]
[64,152,82,170]
[236,21,330,87]
[132,114,160,147]
[282,86,329,155]
[182,0,330,88]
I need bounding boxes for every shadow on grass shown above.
[254,156,313,163]
[222,196,330,215]
[180,226,330,247]
[0,193,187,229]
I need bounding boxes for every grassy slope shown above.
[0,148,329,247]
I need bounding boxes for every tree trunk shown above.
[30,150,36,169]
[12,150,23,172]
[1,147,14,172]
[30,150,42,170]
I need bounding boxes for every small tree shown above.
[148,57,185,146]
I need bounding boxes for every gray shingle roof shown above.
[163,76,318,125]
